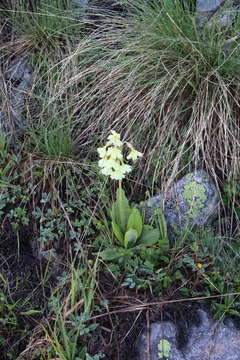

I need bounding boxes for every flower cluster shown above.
[97,130,142,180]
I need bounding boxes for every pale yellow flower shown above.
[106,130,123,147]
[108,169,125,180]
[197,263,203,270]
[97,146,107,158]
[106,146,123,160]
[99,157,132,180]
[114,162,132,174]
[98,158,117,169]
[127,149,143,161]
[100,167,114,176]
[126,142,143,161]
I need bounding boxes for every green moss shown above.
[183,181,207,219]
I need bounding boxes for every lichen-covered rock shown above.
[137,170,220,238]
[136,309,240,360]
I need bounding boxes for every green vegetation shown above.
[5,0,84,52]
[0,0,239,359]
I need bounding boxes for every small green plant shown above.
[46,262,105,360]
[0,291,17,328]
[211,295,240,319]
[28,122,74,159]
[7,206,29,229]
[99,188,164,262]
[96,130,169,264]
[0,284,19,356]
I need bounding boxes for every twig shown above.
[120,310,142,344]
[88,291,240,321]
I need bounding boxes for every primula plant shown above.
[97,131,163,263]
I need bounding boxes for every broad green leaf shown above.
[99,248,123,261]
[116,187,130,233]
[112,221,124,245]
[139,228,160,245]
[127,208,143,236]
[111,201,118,224]
[158,339,171,358]
[124,228,138,248]
[111,188,130,233]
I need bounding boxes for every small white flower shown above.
[106,130,123,147]
[127,149,143,161]
[114,163,132,174]
[106,146,123,160]
[97,146,107,158]
[126,142,143,161]
[100,167,114,176]
[109,170,125,180]
[98,158,117,169]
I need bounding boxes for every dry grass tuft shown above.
[47,0,240,195]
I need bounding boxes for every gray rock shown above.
[137,170,220,238]
[196,0,226,12]
[73,0,89,6]
[196,0,240,28]
[0,57,32,135]
[136,309,240,360]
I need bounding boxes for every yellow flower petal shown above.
[109,170,125,180]
[98,158,119,169]
[126,142,143,161]
[100,167,114,176]
[113,163,132,173]
[106,146,123,160]
[97,146,107,158]
[107,130,123,147]
[98,158,118,169]
[127,149,143,161]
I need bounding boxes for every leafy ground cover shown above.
[0,0,240,359]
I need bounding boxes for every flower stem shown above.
[119,180,122,190]
[118,180,126,240]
